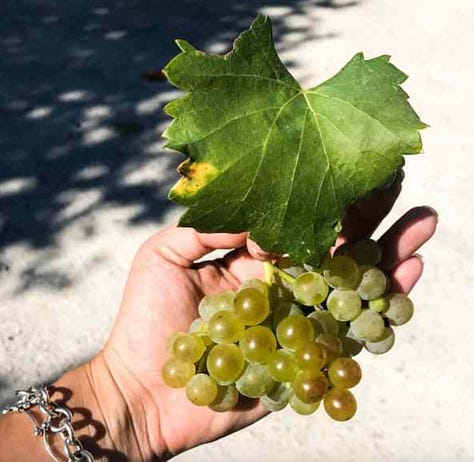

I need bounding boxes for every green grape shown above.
[239,326,276,364]
[368,297,388,313]
[289,393,321,415]
[323,256,360,289]
[235,363,275,398]
[234,288,270,326]
[364,327,395,354]
[348,239,382,266]
[162,358,195,388]
[186,374,218,406]
[240,279,268,294]
[384,294,414,326]
[333,243,350,257]
[293,272,329,305]
[324,388,357,421]
[327,289,362,321]
[269,283,294,303]
[292,370,329,404]
[208,311,245,343]
[272,302,303,329]
[315,333,343,364]
[268,349,298,382]
[328,358,362,389]
[295,342,325,372]
[173,333,206,362]
[188,317,207,334]
[198,291,234,321]
[276,315,315,351]
[209,384,239,412]
[356,266,387,301]
[261,382,291,411]
[206,344,245,385]
[307,310,339,336]
[166,332,181,355]
[350,309,385,342]
[341,329,364,357]
[337,321,350,338]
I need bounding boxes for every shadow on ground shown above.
[0,0,358,290]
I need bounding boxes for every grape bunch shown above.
[162,239,414,420]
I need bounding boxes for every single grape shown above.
[333,243,350,257]
[166,332,181,355]
[289,393,321,415]
[292,370,329,404]
[324,388,357,421]
[239,326,276,364]
[348,239,382,266]
[268,349,298,382]
[240,279,268,294]
[293,272,329,305]
[186,374,218,406]
[327,289,362,321]
[368,297,388,313]
[272,302,303,329]
[235,363,275,398]
[206,344,245,385]
[328,358,362,389]
[188,317,207,334]
[208,311,245,343]
[341,329,364,357]
[276,315,314,351]
[350,309,385,342]
[209,384,239,412]
[234,288,270,326]
[364,327,395,354]
[261,382,291,412]
[307,310,339,336]
[356,266,387,301]
[384,294,414,326]
[315,333,343,364]
[198,291,235,321]
[323,256,360,289]
[295,342,326,372]
[172,333,206,363]
[162,358,195,388]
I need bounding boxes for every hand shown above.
[79,171,438,461]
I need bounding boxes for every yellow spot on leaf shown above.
[170,160,218,198]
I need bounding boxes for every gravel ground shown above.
[1,0,473,461]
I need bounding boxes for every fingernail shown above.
[413,253,424,262]
[423,205,438,217]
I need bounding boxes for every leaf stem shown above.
[265,261,297,285]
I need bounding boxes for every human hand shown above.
[80,171,438,461]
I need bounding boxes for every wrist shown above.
[57,354,164,462]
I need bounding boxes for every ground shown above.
[1,0,473,460]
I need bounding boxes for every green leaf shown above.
[163,15,426,265]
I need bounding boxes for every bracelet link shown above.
[2,386,96,462]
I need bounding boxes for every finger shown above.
[338,169,404,245]
[379,206,438,270]
[223,247,265,282]
[246,238,277,262]
[138,225,248,267]
[389,255,424,294]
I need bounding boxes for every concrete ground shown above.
[1,0,473,461]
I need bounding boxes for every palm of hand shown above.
[102,173,437,459]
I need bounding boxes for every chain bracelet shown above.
[2,386,95,462]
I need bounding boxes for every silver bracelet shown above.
[2,386,95,462]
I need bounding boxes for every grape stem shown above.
[264,261,296,285]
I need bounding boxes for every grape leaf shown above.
[163,15,427,265]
